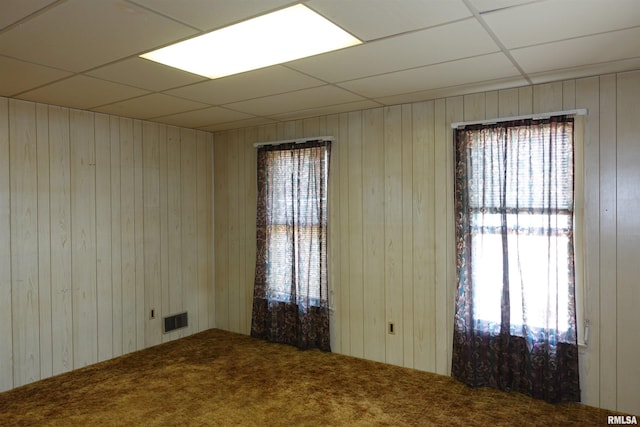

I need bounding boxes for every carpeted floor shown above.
[0,329,630,426]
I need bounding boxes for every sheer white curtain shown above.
[251,140,331,351]
[452,117,580,403]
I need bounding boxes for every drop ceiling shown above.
[1,0,639,132]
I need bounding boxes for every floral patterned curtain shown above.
[251,140,331,351]
[451,117,580,403]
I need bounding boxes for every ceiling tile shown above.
[92,93,209,120]
[0,0,197,72]
[374,75,529,106]
[269,99,382,121]
[306,0,471,40]
[87,57,206,92]
[528,57,640,84]
[152,106,255,128]
[483,0,640,49]
[0,55,72,97]
[468,0,537,13]
[130,0,295,31]
[512,27,640,74]
[288,19,500,83]
[0,0,57,30]
[224,85,366,117]
[338,53,521,98]
[18,75,149,110]
[166,66,325,105]
[1,0,639,132]
[199,117,278,132]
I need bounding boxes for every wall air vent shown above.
[164,312,188,333]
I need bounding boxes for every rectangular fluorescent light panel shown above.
[140,4,362,79]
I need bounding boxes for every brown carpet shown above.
[0,329,629,426]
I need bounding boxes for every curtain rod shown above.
[253,135,334,148]
[450,108,587,129]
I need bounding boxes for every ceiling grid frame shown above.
[0,0,638,131]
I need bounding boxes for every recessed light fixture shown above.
[140,4,362,79]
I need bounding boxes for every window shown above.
[263,145,329,306]
[456,119,575,340]
[451,116,582,403]
[251,139,331,351]
[463,119,576,341]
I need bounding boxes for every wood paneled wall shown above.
[212,71,640,414]
[1,72,638,414]
[0,98,214,392]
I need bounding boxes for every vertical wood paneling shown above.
[433,98,448,374]
[563,80,576,110]
[143,122,161,347]
[463,93,485,121]
[411,101,435,372]
[158,124,170,342]
[498,88,519,117]
[261,124,278,142]
[317,116,327,137]
[446,98,459,373]
[400,104,414,368]
[36,104,52,378]
[338,112,351,354]
[485,91,498,119]
[207,72,640,414]
[384,105,403,366]
[518,86,533,115]
[109,116,122,355]
[0,98,12,392]
[235,131,246,334]
[2,70,638,413]
[209,133,217,331]
[180,129,197,336]
[362,108,385,363]
[303,117,320,137]
[1,97,214,391]
[326,114,341,352]
[576,76,601,408]
[226,131,241,333]
[196,131,212,332]
[442,97,461,375]
[133,121,144,349]
[279,121,295,140]
[348,111,364,358]
[213,135,229,330]
[166,126,183,337]
[432,97,453,375]
[243,128,258,334]
[294,119,305,139]
[95,113,112,362]
[120,117,136,352]
[533,81,563,113]
[599,74,618,411]
[10,99,40,386]
[70,109,97,368]
[49,106,72,375]
[156,124,167,333]
[615,70,640,415]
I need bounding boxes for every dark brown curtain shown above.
[251,140,331,351]
[451,117,580,403]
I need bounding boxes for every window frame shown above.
[454,115,585,345]
[260,142,330,308]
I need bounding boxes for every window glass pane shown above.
[262,143,328,307]
[468,125,573,211]
[471,213,572,334]
[461,119,575,339]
